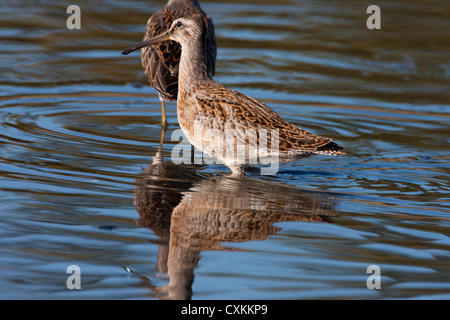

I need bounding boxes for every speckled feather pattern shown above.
[178,80,344,165]
[134,12,344,175]
[140,0,216,101]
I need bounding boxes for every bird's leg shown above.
[158,97,168,152]
[230,165,246,178]
[158,123,167,153]
[160,97,168,130]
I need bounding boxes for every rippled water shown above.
[1,0,449,299]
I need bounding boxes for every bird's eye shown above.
[176,21,183,28]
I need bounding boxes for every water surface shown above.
[0,0,449,299]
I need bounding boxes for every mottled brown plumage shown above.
[181,84,343,155]
[138,0,216,127]
[123,15,344,176]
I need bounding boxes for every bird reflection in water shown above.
[132,151,340,299]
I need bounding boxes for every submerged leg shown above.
[229,164,246,178]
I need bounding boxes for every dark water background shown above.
[0,0,449,299]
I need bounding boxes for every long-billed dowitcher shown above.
[129,0,216,129]
[123,15,344,176]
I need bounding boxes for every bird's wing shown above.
[195,83,339,153]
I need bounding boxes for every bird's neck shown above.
[178,41,210,94]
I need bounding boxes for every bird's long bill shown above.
[122,30,171,55]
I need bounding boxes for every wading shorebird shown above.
[123,15,344,176]
[134,0,216,129]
